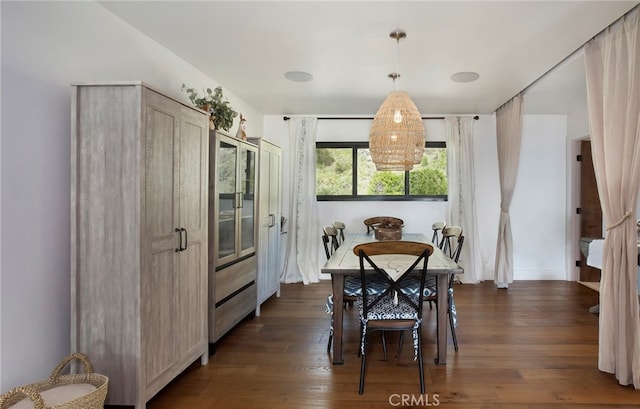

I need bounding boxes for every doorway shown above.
[578,139,602,282]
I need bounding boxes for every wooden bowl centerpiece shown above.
[374,220,403,240]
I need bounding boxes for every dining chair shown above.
[431,220,447,247]
[353,240,433,394]
[323,225,389,354]
[403,226,464,352]
[441,226,463,261]
[439,226,464,351]
[324,225,356,302]
[323,225,340,256]
[363,216,404,234]
[323,225,358,352]
[333,221,346,245]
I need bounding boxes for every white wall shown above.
[263,114,568,282]
[0,1,262,391]
[567,102,591,140]
[511,116,568,280]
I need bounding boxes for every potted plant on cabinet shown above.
[181,84,238,132]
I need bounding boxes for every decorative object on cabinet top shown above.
[181,83,238,131]
[235,113,247,140]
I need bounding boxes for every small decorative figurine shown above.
[235,113,247,140]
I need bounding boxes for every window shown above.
[316,142,447,201]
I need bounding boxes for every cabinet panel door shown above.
[144,250,176,385]
[179,108,207,239]
[143,90,180,386]
[145,101,178,243]
[267,150,282,291]
[177,107,208,356]
[256,149,271,304]
[177,241,206,355]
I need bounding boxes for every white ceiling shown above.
[99,1,639,116]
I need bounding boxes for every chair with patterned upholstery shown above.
[403,226,463,352]
[438,226,464,351]
[353,240,433,394]
[323,225,359,352]
[323,225,359,304]
[324,224,389,353]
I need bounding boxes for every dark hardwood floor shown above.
[145,280,639,408]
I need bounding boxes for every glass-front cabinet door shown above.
[217,139,237,263]
[213,133,257,267]
[239,146,256,256]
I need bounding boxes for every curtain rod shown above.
[282,115,479,121]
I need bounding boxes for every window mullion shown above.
[352,147,358,196]
[404,170,410,197]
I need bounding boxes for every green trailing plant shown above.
[181,84,238,131]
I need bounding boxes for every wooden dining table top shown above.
[321,232,464,276]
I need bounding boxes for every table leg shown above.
[434,274,448,364]
[331,274,345,365]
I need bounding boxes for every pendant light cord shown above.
[394,35,400,91]
[389,30,406,91]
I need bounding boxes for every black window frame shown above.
[316,141,448,202]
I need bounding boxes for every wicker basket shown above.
[0,353,108,409]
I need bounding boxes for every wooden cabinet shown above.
[209,131,258,343]
[249,138,283,315]
[71,82,209,409]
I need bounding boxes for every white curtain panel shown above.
[282,117,321,284]
[584,7,640,389]
[493,95,523,288]
[445,116,482,283]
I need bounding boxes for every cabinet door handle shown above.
[269,214,275,227]
[175,228,182,252]
[237,192,244,209]
[181,228,188,251]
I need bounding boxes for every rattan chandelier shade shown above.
[369,90,425,171]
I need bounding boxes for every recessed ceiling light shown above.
[451,71,480,83]
[284,71,313,82]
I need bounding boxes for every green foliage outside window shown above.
[368,172,404,195]
[316,143,447,199]
[409,152,448,195]
[316,148,352,195]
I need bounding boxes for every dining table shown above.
[321,232,464,365]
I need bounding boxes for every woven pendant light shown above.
[369,31,425,171]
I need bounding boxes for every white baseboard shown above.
[481,268,566,281]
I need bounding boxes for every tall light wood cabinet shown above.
[209,131,258,343]
[249,138,283,315]
[71,82,209,409]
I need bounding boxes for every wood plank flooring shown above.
[144,280,640,409]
